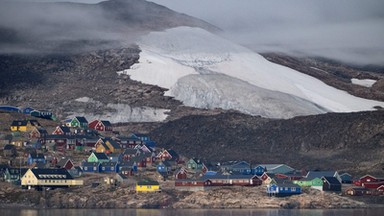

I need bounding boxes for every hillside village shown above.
[0,106,384,208]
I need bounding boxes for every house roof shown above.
[137,180,159,186]
[81,161,100,167]
[274,180,301,188]
[57,158,73,167]
[100,120,112,127]
[74,116,88,123]
[201,174,259,180]
[29,168,73,180]
[3,144,16,150]
[7,168,28,175]
[100,162,118,167]
[105,138,121,149]
[256,164,295,174]
[92,152,109,160]
[306,171,338,180]
[57,126,71,133]
[167,149,179,159]
[322,176,341,185]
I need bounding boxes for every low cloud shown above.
[151,0,384,66]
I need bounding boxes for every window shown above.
[111,167,114,171]
[93,167,97,171]
[102,167,105,171]
[291,187,296,191]
[84,167,88,171]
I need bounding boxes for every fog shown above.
[1,0,384,65]
[150,0,384,66]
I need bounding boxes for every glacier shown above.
[119,26,384,119]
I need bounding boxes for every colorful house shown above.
[339,172,353,184]
[293,177,323,190]
[202,174,262,187]
[99,162,118,173]
[136,180,161,192]
[10,120,41,132]
[322,176,342,191]
[354,175,380,186]
[157,160,172,174]
[27,153,46,165]
[305,171,341,184]
[157,149,180,162]
[119,161,138,176]
[95,138,121,153]
[81,162,101,173]
[88,120,113,132]
[56,158,74,170]
[3,168,28,184]
[70,116,88,128]
[3,144,17,157]
[174,167,188,180]
[29,127,48,139]
[187,158,205,170]
[257,164,295,174]
[87,152,109,163]
[267,180,302,197]
[21,168,83,189]
[52,126,71,135]
[221,161,252,175]
[345,187,370,196]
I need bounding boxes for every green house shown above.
[187,158,204,170]
[293,177,323,190]
[70,116,88,128]
[87,152,109,163]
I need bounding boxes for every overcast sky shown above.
[5,0,384,65]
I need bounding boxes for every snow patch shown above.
[122,26,384,118]
[68,98,169,123]
[351,78,377,88]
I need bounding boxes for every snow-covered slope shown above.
[120,27,384,118]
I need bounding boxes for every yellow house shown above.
[136,180,161,192]
[95,138,122,153]
[10,120,41,132]
[21,168,83,189]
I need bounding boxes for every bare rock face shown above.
[150,110,384,176]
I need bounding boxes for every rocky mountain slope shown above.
[150,110,384,176]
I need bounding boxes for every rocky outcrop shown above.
[0,182,369,209]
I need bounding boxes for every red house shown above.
[363,181,384,189]
[52,126,71,135]
[175,167,188,180]
[354,175,378,186]
[56,158,74,170]
[88,120,113,132]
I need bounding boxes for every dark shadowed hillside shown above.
[149,110,384,176]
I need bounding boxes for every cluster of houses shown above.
[1,114,384,196]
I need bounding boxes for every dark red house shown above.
[88,120,113,132]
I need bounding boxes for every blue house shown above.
[99,162,118,173]
[266,180,302,197]
[253,165,266,176]
[221,161,251,175]
[339,172,353,184]
[23,107,35,114]
[157,160,172,174]
[81,162,100,173]
[27,153,46,165]
[131,133,150,142]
